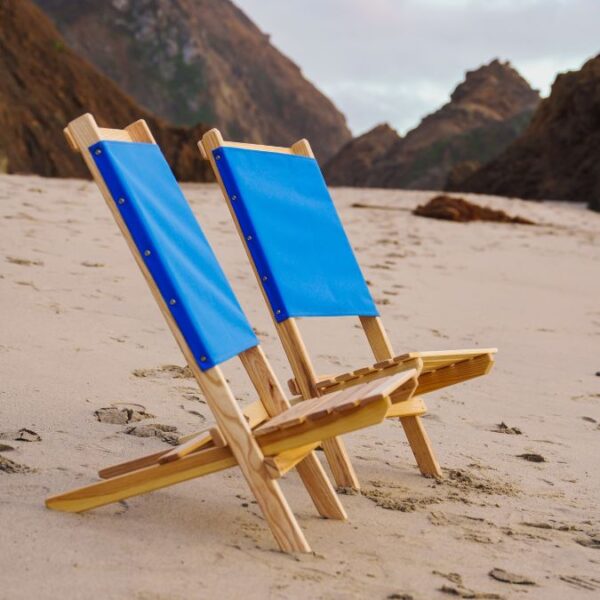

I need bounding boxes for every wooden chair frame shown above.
[46,114,422,554]
[199,129,496,489]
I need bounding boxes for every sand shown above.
[1,173,599,599]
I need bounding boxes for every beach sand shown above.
[1,174,599,599]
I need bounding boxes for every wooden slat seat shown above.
[256,370,418,437]
[288,348,496,396]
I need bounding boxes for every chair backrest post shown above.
[360,316,395,362]
[290,138,314,158]
[239,346,291,417]
[125,119,156,143]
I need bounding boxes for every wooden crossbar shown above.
[46,392,395,514]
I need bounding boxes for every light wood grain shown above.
[240,346,347,520]
[46,386,393,515]
[361,316,441,477]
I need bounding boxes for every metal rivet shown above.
[231,195,237,200]
[262,275,268,282]
[215,154,221,160]
[169,298,176,306]
[144,250,151,257]
[117,197,125,205]
[246,235,253,241]
[200,356,207,362]
[94,149,102,156]
[276,309,281,315]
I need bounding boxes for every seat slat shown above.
[255,371,417,436]
[315,349,497,394]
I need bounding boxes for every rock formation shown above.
[34,0,352,160]
[323,124,401,186]
[0,0,211,180]
[451,55,600,212]
[324,60,540,190]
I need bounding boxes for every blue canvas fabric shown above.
[214,147,378,322]
[91,140,258,369]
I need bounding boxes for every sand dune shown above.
[1,174,599,599]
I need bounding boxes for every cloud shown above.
[234,0,599,134]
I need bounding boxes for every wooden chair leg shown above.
[360,316,442,478]
[399,415,442,478]
[295,452,347,520]
[239,464,311,553]
[239,346,349,518]
[196,365,311,553]
[322,437,361,490]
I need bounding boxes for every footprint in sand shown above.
[560,575,600,591]
[489,568,536,586]
[94,404,154,425]
[517,453,545,463]
[180,404,206,421]
[123,424,179,445]
[180,387,206,403]
[6,256,44,266]
[490,422,522,435]
[132,364,193,379]
[575,533,600,549]
[0,428,42,442]
[0,456,34,474]
[434,571,503,599]
[81,261,105,268]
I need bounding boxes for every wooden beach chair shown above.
[45,114,421,554]
[198,129,497,489]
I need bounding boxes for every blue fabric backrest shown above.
[214,147,378,322]
[91,140,258,369]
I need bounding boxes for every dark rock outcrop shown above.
[452,55,600,212]
[0,0,211,180]
[34,0,352,160]
[324,60,540,190]
[323,124,401,186]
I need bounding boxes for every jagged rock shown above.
[34,0,351,160]
[456,55,600,212]
[325,59,539,190]
[414,195,535,225]
[324,123,401,186]
[0,0,211,180]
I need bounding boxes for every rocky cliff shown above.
[34,0,352,160]
[0,0,211,180]
[452,55,600,212]
[324,60,540,190]
[323,124,401,186]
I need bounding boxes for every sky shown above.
[235,0,600,136]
